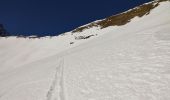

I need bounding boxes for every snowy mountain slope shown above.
[0,0,170,100]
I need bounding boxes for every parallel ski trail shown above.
[46,58,65,100]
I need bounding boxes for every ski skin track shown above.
[46,58,65,100]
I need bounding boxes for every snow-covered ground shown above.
[0,1,170,100]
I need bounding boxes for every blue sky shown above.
[0,0,152,36]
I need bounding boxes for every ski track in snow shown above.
[46,58,65,100]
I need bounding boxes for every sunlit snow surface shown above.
[0,1,170,100]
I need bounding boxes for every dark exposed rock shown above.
[75,35,94,40]
[70,42,74,44]
[0,24,10,37]
[72,0,170,33]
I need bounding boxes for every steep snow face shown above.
[0,1,170,100]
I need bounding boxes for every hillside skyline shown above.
[0,0,152,36]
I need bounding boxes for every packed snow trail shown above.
[47,58,65,100]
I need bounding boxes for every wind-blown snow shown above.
[0,1,170,100]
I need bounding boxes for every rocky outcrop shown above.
[0,24,10,37]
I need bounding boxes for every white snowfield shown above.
[0,1,170,100]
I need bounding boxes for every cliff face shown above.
[0,24,9,37]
